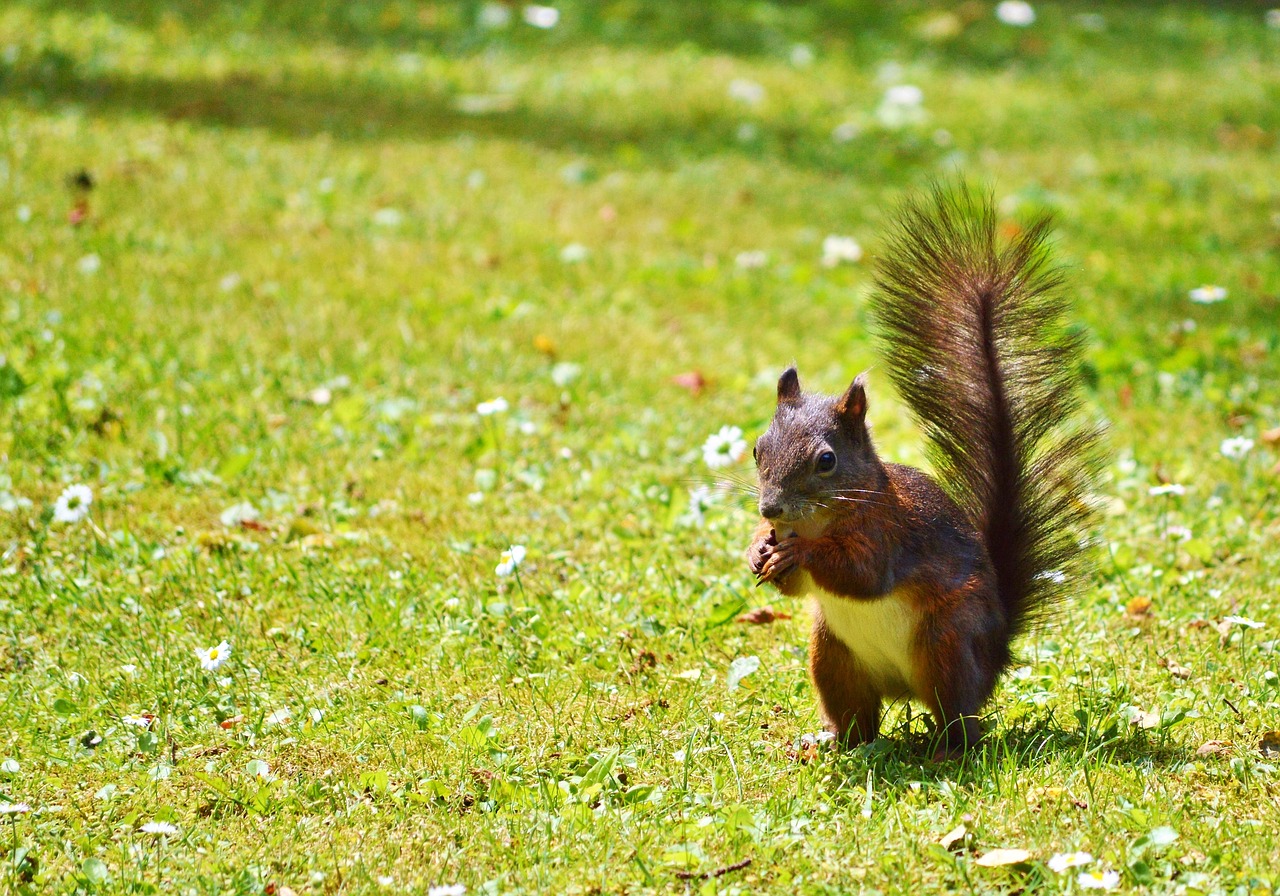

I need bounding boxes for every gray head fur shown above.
[753,367,879,524]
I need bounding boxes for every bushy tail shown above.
[871,183,1102,636]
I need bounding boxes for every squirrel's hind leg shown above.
[913,583,1007,758]
[809,612,881,746]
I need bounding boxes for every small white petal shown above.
[1077,869,1120,890]
[1048,852,1093,873]
[1219,436,1254,459]
[996,1,1036,26]
[821,235,863,267]
[559,243,588,263]
[727,78,765,105]
[477,3,512,28]
[1188,284,1228,304]
[522,5,559,28]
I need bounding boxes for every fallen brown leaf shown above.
[671,371,707,394]
[1261,426,1280,445]
[1160,657,1192,680]
[1259,731,1280,758]
[1131,709,1161,730]
[974,848,1031,867]
[219,715,244,729]
[736,606,792,625]
[939,824,967,851]
[1195,740,1232,757]
[1126,596,1153,618]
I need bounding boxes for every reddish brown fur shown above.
[752,446,1002,753]
[746,185,1101,756]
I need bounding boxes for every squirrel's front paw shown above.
[747,528,777,577]
[757,535,803,585]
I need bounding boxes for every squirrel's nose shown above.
[759,499,785,520]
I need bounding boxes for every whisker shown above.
[821,495,898,508]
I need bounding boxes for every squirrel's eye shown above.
[752,443,758,462]
[816,450,837,474]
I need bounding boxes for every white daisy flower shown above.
[821,235,863,267]
[477,2,512,28]
[122,715,153,728]
[884,84,923,106]
[1077,869,1120,890]
[522,5,559,28]
[476,397,509,416]
[427,886,465,896]
[831,121,860,143]
[495,545,527,577]
[219,501,259,527]
[1222,615,1264,629]
[727,78,766,106]
[1188,285,1227,304]
[197,640,232,672]
[686,485,715,526]
[559,243,588,263]
[1047,852,1093,873]
[996,1,1036,26]
[372,207,404,227]
[799,731,837,747]
[550,362,581,387]
[0,802,32,815]
[790,44,815,67]
[53,484,93,523]
[140,821,179,836]
[702,426,747,469]
[1147,483,1185,496]
[877,85,927,129]
[1220,436,1254,459]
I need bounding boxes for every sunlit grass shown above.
[1,2,1278,893]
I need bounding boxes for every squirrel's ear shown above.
[777,366,801,404]
[836,373,868,426]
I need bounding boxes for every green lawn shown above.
[1,1,1279,893]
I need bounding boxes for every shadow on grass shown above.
[0,51,941,176]
[19,0,1271,63]
[829,709,1186,790]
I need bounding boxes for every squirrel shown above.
[747,184,1101,756]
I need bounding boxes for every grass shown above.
[1,0,1279,892]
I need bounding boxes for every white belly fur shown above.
[809,578,920,698]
